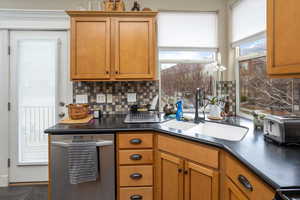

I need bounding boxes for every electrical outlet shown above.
[96,94,106,103]
[75,94,88,104]
[127,93,137,103]
[107,94,113,103]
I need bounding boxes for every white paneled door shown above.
[9,31,70,183]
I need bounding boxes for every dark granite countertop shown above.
[44,114,300,190]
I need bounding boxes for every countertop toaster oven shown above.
[264,114,300,145]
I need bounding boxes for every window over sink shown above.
[158,11,219,112]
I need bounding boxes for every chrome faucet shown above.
[194,88,206,123]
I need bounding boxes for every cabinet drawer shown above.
[119,166,153,187]
[118,133,153,149]
[119,150,153,165]
[157,135,219,169]
[120,187,153,200]
[225,155,274,199]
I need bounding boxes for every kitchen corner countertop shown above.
[45,114,300,190]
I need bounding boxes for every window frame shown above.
[159,47,218,112]
[235,38,267,119]
[158,10,219,112]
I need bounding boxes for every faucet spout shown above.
[194,88,205,123]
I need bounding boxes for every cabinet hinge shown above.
[8,46,11,55]
[7,158,10,168]
[8,102,11,111]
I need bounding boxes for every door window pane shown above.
[18,39,57,164]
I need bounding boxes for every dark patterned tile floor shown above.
[0,185,48,200]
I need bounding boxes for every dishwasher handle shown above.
[51,140,113,147]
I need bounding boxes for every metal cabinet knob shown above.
[130,173,143,180]
[58,112,65,118]
[130,195,143,200]
[130,138,142,145]
[238,174,253,191]
[130,154,142,161]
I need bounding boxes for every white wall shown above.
[0,30,9,187]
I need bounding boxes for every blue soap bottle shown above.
[176,100,183,121]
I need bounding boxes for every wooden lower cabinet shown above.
[225,178,248,200]
[116,132,275,200]
[184,161,219,200]
[157,152,184,200]
[156,151,219,200]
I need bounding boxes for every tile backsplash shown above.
[73,81,159,114]
[216,81,237,116]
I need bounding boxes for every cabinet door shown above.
[157,152,184,200]
[113,17,156,80]
[71,17,111,80]
[267,0,300,76]
[225,177,248,200]
[184,161,219,200]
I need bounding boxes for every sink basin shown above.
[187,121,248,141]
[162,120,248,141]
[161,119,197,131]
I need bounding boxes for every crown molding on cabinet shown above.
[0,9,69,30]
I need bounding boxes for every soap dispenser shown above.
[176,100,183,121]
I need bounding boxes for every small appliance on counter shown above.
[264,114,300,145]
[274,188,300,200]
[124,111,161,123]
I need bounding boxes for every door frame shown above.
[0,9,70,187]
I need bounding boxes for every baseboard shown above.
[0,175,8,187]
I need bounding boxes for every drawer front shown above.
[120,187,153,200]
[225,155,274,199]
[119,166,153,187]
[118,133,153,149]
[157,135,219,169]
[119,150,153,165]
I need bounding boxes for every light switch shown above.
[96,94,106,103]
[127,93,137,103]
[75,94,88,104]
[107,94,113,103]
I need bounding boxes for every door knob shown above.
[59,102,66,107]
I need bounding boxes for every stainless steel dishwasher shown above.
[51,134,115,200]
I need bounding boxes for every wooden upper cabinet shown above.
[184,161,219,200]
[67,11,157,81]
[70,16,111,80]
[113,17,156,80]
[267,0,300,77]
